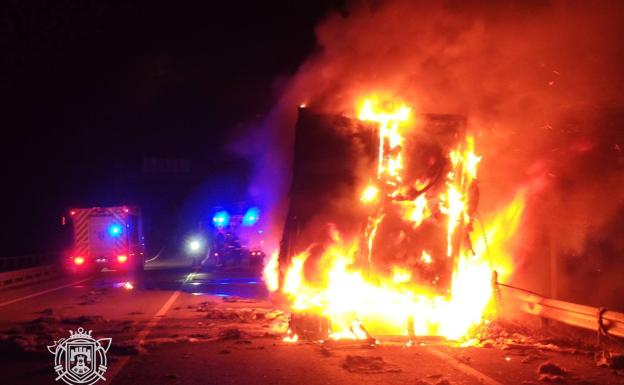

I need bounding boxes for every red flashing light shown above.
[70,210,76,216]
[117,255,128,263]
[123,207,129,213]
[73,256,85,265]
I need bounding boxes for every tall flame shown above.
[270,96,525,341]
[263,250,280,293]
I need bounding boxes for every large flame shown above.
[272,96,525,341]
[263,250,280,293]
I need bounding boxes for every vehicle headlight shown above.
[186,237,204,255]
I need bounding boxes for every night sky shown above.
[3,0,344,256]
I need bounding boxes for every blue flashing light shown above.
[243,207,260,226]
[212,210,230,227]
[109,224,122,237]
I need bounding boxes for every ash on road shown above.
[0,259,622,385]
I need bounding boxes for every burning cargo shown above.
[265,96,524,341]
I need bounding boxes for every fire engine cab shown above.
[67,206,145,273]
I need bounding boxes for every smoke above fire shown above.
[241,0,624,308]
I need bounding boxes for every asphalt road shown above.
[0,258,622,385]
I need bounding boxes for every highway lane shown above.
[109,332,624,385]
[0,258,267,322]
[0,262,186,326]
[0,259,622,385]
[0,257,270,384]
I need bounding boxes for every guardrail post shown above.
[491,270,502,316]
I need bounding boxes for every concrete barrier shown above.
[0,253,59,272]
[0,264,60,289]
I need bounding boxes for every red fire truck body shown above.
[68,206,145,273]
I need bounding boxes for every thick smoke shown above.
[244,0,624,308]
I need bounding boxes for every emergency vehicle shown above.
[186,205,264,269]
[67,206,145,273]
[209,206,265,269]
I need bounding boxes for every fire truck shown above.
[186,205,264,269]
[66,206,145,273]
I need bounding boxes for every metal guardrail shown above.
[496,278,624,339]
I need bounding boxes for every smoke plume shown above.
[244,0,624,308]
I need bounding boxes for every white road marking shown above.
[135,290,182,342]
[0,278,92,307]
[106,271,194,382]
[424,346,504,385]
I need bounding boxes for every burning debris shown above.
[268,96,525,342]
[284,313,329,341]
[283,312,376,344]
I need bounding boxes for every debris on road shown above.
[468,320,595,356]
[538,361,566,376]
[35,308,54,316]
[537,361,567,383]
[595,350,624,370]
[287,312,329,341]
[537,374,566,383]
[415,380,453,385]
[521,352,547,364]
[222,296,258,303]
[319,346,332,357]
[218,328,241,340]
[109,340,146,356]
[0,335,48,358]
[77,289,108,306]
[341,354,401,374]
[61,315,107,325]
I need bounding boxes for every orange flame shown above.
[271,96,525,341]
[263,250,280,292]
[360,184,380,204]
[283,329,299,343]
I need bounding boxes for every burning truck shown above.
[264,96,525,341]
